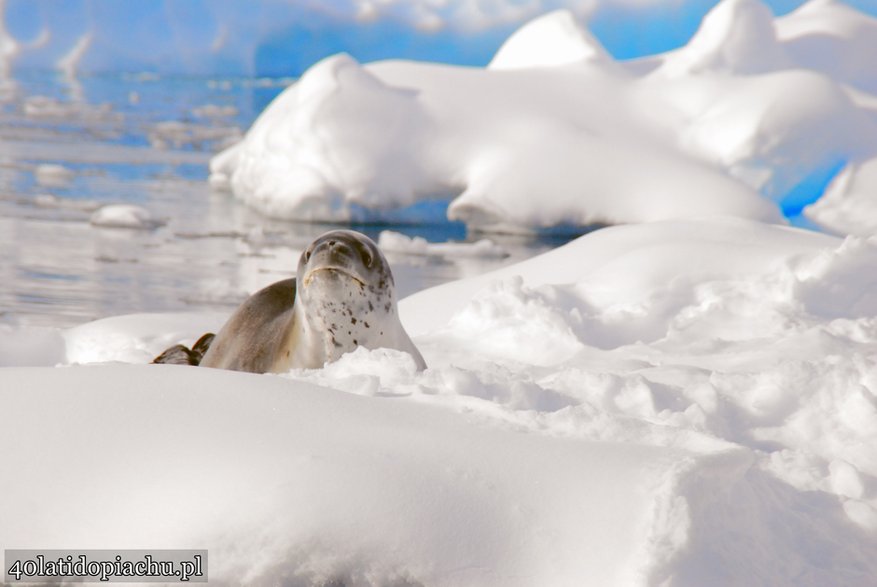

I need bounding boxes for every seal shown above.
[153,229,426,373]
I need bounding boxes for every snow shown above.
[4,0,877,583]
[777,0,877,94]
[210,0,877,233]
[487,9,612,70]
[3,218,877,584]
[806,155,877,235]
[655,0,789,76]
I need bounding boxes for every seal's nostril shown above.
[329,240,336,247]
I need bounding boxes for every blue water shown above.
[782,159,847,219]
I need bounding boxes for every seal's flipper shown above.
[152,332,216,366]
[152,344,198,365]
[191,332,216,362]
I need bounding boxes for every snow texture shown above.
[210,0,877,234]
[3,218,877,585]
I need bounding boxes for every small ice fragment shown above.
[34,163,74,188]
[90,204,164,230]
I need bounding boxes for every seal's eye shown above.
[362,249,373,268]
[303,247,313,263]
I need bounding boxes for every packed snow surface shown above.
[3,217,876,585]
[210,0,877,234]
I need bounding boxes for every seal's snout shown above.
[312,237,355,266]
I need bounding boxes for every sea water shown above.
[0,71,553,328]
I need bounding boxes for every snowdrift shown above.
[210,0,877,234]
[3,217,876,585]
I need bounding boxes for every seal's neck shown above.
[288,278,397,369]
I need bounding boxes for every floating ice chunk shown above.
[57,33,92,80]
[23,95,115,121]
[0,0,17,80]
[216,53,437,221]
[191,103,239,119]
[89,204,164,230]
[208,0,876,232]
[378,230,508,259]
[34,163,74,188]
[148,120,242,151]
[213,51,780,230]
[33,193,100,211]
[488,9,613,70]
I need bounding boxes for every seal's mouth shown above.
[303,266,366,287]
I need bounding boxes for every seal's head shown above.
[298,229,393,298]
[295,230,400,357]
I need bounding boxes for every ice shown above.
[191,103,239,120]
[89,204,165,230]
[378,230,508,259]
[0,0,16,80]
[56,32,91,81]
[3,218,877,584]
[33,163,74,188]
[211,0,877,233]
[147,120,242,151]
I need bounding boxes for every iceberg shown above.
[211,0,877,234]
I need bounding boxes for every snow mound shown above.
[657,0,789,76]
[777,0,877,94]
[90,204,165,230]
[64,312,226,365]
[805,155,877,235]
[668,69,874,200]
[400,217,837,336]
[211,53,436,222]
[488,9,612,70]
[211,0,877,234]
[0,364,701,586]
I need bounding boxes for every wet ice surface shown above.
[0,72,551,328]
